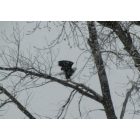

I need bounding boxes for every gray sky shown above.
[0,21,138,119]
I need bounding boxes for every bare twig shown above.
[57,90,76,118]
[120,85,135,119]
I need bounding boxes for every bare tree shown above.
[0,21,140,119]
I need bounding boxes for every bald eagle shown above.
[58,60,76,79]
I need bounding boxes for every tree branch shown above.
[87,21,117,119]
[56,90,76,119]
[98,21,140,72]
[0,86,35,119]
[131,21,140,26]
[0,66,103,103]
[120,85,134,119]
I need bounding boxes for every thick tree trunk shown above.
[87,21,117,119]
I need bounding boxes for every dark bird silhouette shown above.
[58,60,76,79]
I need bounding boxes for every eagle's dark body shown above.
[58,60,75,79]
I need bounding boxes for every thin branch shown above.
[0,99,12,108]
[57,90,76,119]
[78,95,83,118]
[120,85,134,119]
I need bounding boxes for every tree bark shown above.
[0,86,35,119]
[98,21,140,71]
[87,21,117,119]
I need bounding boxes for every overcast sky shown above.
[0,21,139,119]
